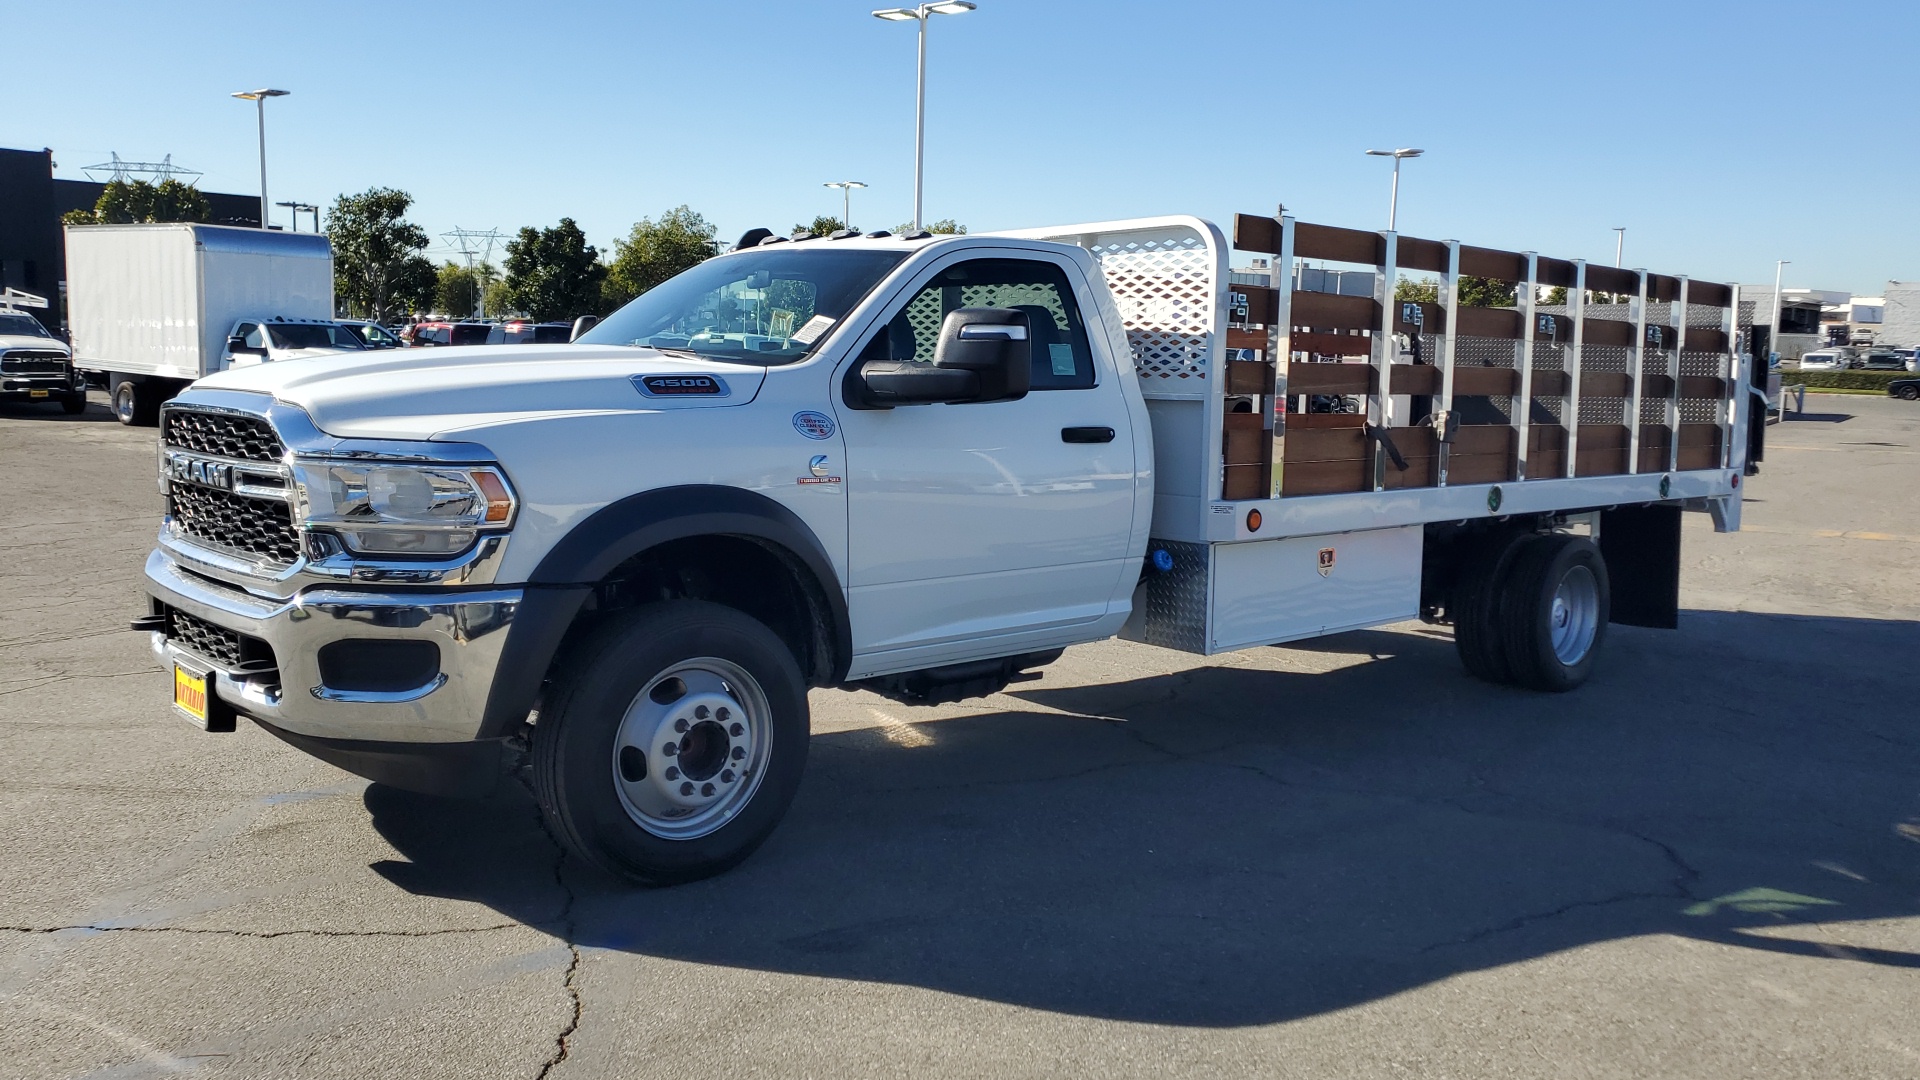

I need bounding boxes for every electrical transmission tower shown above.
[81,152,204,185]
[441,228,505,318]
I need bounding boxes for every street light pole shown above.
[873,3,975,231]
[231,89,289,230]
[824,181,868,229]
[1613,227,1626,267]
[1364,148,1423,231]
[1769,259,1790,367]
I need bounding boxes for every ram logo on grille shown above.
[165,452,234,491]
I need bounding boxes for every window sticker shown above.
[1048,343,1076,376]
[789,314,835,345]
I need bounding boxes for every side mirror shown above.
[569,314,599,342]
[226,336,249,353]
[852,307,1032,408]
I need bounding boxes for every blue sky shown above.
[11,0,1916,295]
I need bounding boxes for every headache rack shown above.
[1012,212,1751,656]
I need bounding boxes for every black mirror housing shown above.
[226,336,251,353]
[930,307,1031,402]
[569,314,599,342]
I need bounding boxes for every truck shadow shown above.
[365,609,1920,1027]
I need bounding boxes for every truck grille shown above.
[169,482,303,565]
[165,607,245,668]
[1,350,69,375]
[162,409,286,463]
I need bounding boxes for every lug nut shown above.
[680,782,695,796]
[721,769,735,783]
[728,723,744,737]
[717,707,731,722]
[674,718,689,733]
[730,746,746,760]
[662,742,677,756]
[664,766,679,780]
[700,783,715,797]
[694,705,709,719]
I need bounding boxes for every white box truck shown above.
[65,223,338,425]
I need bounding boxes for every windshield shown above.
[578,248,908,364]
[0,313,53,339]
[267,323,366,351]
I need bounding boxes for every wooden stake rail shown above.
[1223,212,1740,501]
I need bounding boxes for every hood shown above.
[195,344,768,441]
[271,346,359,362]
[0,334,69,354]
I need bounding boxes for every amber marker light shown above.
[474,471,514,524]
[1246,509,1262,532]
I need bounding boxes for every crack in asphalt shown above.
[0,670,154,697]
[528,801,582,1080]
[0,923,520,939]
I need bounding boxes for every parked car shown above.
[401,321,498,347]
[1894,348,1919,372]
[0,295,86,414]
[500,320,576,345]
[1796,350,1850,372]
[1889,377,1920,401]
[338,319,405,349]
[1858,349,1906,371]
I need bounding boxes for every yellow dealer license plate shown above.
[173,664,209,726]
[29,389,48,399]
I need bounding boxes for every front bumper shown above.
[0,373,82,397]
[143,547,523,743]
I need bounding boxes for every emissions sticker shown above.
[793,411,836,440]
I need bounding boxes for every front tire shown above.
[59,392,87,415]
[531,600,809,886]
[1898,386,1919,401]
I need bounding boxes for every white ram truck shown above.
[137,214,1755,884]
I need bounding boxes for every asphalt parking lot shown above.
[2,392,1917,1079]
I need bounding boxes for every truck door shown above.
[835,252,1136,667]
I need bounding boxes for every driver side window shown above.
[237,323,264,350]
[861,257,1097,391]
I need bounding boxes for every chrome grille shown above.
[163,409,285,463]
[169,483,302,564]
[1,350,69,375]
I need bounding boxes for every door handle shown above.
[1061,426,1115,444]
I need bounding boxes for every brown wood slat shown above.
[1393,301,1446,334]
[1647,275,1682,302]
[1642,373,1675,397]
[1379,426,1440,490]
[1459,245,1526,281]
[1397,237,1449,273]
[1287,412,1366,429]
[1454,366,1521,396]
[1295,222,1384,265]
[1531,370,1570,396]
[1287,363,1374,395]
[1676,445,1719,472]
[1638,424,1673,451]
[1537,257,1577,288]
[1685,329,1730,353]
[1294,332,1374,357]
[1223,412,1266,465]
[1678,423,1722,447]
[1526,450,1565,479]
[1576,447,1629,476]
[1580,372,1633,397]
[1239,285,1278,324]
[1689,281,1733,308]
[1678,376,1727,398]
[1293,291,1381,331]
[1577,424,1631,449]
[1447,453,1511,486]
[1223,464,1268,501]
[1280,459,1369,497]
[1529,424,1567,452]
[1225,328,1267,353]
[1389,365,1442,395]
[1454,307,1524,339]
[1285,427,1368,462]
[1454,425,1516,455]
[1585,265,1639,295]
[1232,213,1282,254]
[1583,319,1635,347]
[1225,360,1275,395]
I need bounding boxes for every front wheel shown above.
[531,600,809,886]
[59,392,87,415]
[1898,386,1919,401]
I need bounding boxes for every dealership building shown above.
[0,146,261,334]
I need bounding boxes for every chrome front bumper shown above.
[144,547,523,743]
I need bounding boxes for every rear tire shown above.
[531,600,809,886]
[1898,386,1919,401]
[1452,533,1530,685]
[110,378,159,426]
[1498,533,1609,692]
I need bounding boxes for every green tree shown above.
[1543,286,1627,306]
[795,215,845,237]
[62,179,212,225]
[893,218,967,235]
[435,261,497,318]
[325,188,435,321]
[1396,277,1439,305]
[482,279,516,319]
[502,218,605,322]
[604,206,718,310]
[1393,276,1513,307]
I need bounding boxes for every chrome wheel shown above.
[1548,564,1600,666]
[611,657,771,841]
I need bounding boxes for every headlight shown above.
[291,462,515,556]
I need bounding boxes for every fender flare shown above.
[478,485,850,737]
